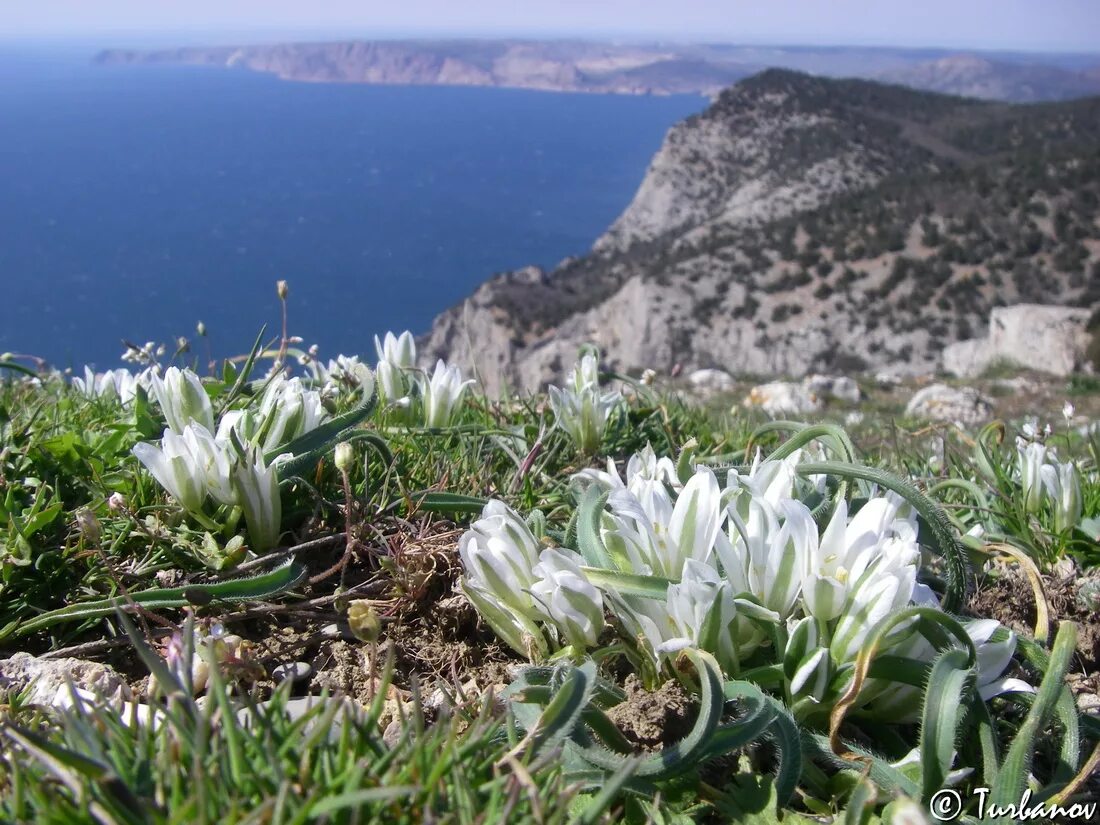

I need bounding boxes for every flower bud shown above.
[75,508,101,544]
[529,548,604,649]
[334,442,354,472]
[347,600,381,643]
[276,280,289,300]
[783,616,819,680]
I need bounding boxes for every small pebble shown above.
[272,661,312,684]
[319,622,356,640]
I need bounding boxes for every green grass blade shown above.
[991,621,1077,812]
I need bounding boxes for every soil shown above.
[605,673,695,750]
[967,559,1100,714]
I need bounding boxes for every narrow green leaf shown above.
[4,559,307,639]
[307,786,420,817]
[919,648,974,803]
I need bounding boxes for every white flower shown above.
[459,500,542,616]
[548,353,622,455]
[256,375,329,451]
[134,423,242,513]
[867,617,1032,718]
[232,445,282,551]
[183,424,237,506]
[132,427,209,514]
[375,330,416,370]
[720,495,815,620]
[1017,439,1048,515]
[726,450,811,513]
[374,331,416,403]
[530,548,604,649]
[784,616,833,701]
[801,495,918,623]
[1063,401,1076,421]
[458,500,547,656]
[73,367,145,407]
[312,354,374,399]
[571,444,680,501]
[659,559,733,655]
[418,360,474,428]
[964,619,1032,700]
[1041,460,1082,533]
[607,558,735,666]
[1020,418,1051,441]
[600,466,723,579]
[149,367,215,434]
[829,559,920,665]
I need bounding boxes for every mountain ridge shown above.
[420,69,1100,393]
[95,39,1100,102]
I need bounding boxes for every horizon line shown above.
[2,29,1099,58]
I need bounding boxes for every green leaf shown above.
[577,487,613,570]
[2,558,307,640]
[991,621,1077,812]
[307,786,420,817]
[413,492,488,515]
[919,647,974,803]
[268,387,378,476]
[581,567,673,600]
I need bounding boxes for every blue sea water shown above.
[0,48,703,370]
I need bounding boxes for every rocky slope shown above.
[421,70,1100,394]
[95,40,1100,101]
[880,55,1100,103]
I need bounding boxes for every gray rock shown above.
[687,368,736,397]
[943,305,1092,378]
[0,652,132,707]
[942,338,993,378]
[905,384,994,426]
[802,374,861,404]
[272,661,313,685]
[743,381,823,416]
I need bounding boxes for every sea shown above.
[0,46,704,370]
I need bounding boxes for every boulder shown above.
[942,338,994,378]
[743,381,823,417]
[0,652,133,707]
[942,304,1091,378]
[905,384,994,426]
[687,368,736,397]
[802,374,861,404]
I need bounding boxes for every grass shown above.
[1,329,1099,823]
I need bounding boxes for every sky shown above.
[2,1,1098,52]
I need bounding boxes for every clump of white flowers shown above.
[131,366,331,553]
[459,501,603,658]
[1016,434,1082,533]
[120,340,166,366]
[548,351,622,455]
[310,353,374,401]
[417,360,475,428]
[371,329,474,427]
[72,366,154,408]
[457,446,1030,718]
[374,331,417,407]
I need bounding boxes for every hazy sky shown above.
[3,1,1098,52]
